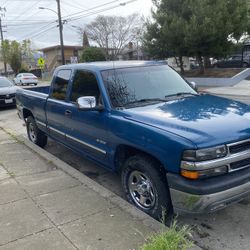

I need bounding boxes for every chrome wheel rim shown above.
[29,123,36,142]
[128,170,156,210]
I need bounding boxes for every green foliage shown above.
[140,221,193,250]
[8,41,22,75]
[145,0,249,73]
[80,47,106,62]
[1,39,34,74]
[1,40,22,74]
[19,63,29,73]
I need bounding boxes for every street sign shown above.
[70,56,78,64]
[37,57,45,67]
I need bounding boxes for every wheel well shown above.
[23,109,33,120]
[114,144,166,175]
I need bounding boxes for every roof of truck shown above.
[56,60,168,72]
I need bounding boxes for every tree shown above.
[85,14,143,60]
[1,40,22,74]
[145,0,249,74]
[80,47,106,62]
[9,41,22,75]
[1,39,10,74]
[82,31,90,48]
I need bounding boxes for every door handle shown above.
[65,110,72,116]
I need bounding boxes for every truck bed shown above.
[16,86,50,124]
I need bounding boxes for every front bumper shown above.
[167,167,250,214]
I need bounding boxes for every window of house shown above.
[70,70,100,103]
[51,69,71,100]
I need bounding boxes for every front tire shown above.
[26,116,47,148]
[121,154,172,221]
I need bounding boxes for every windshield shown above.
[101,65,196,108]
[0,78,13,88]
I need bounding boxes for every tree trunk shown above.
[197,55,204,74]
[204,56,211,68]
[178,56,185,75]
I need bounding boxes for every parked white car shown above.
[0,77,18,107]
[14,73,38,86]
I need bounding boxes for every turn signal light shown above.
[181,170,199,180]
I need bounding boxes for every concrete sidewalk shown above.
[0,128,163,250]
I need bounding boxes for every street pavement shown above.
[0,122,164,250]
[1,79,250,249]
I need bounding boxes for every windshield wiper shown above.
[165,92,199,98]
[125,98,166,106]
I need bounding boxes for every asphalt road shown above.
[1,92,250,250]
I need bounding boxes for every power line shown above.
[61,0,87,11]
[62,0,120,19]
[66,0,137,22]
[13,0,42,21]
[18,21,57,40]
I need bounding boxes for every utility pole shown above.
[0,7,7,75]
[56,0,65,65]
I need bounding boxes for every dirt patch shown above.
[183,68,244,78]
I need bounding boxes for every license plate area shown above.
[5,98,13,104]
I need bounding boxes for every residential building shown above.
[40,45,83,73]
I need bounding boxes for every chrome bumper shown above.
[170,180,250,214]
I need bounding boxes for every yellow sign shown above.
[37,57,45,67]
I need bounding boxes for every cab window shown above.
[51,69,71,100]
[70,70,101,103]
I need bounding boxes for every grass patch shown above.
[140,221,193,250]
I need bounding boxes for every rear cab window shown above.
[51,69,72,101]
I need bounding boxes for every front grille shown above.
[229,140,250,154]
[230,158,250,170]
[0,93,15,99]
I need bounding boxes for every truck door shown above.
[60,70,111,166]
[46,69,72,142]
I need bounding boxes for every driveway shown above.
[1,96,250,250]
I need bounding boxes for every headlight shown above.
[181,145,228,179]
[182,145,227,161]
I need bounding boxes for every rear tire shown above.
[26,116,47,148]
[242,62,249,68]
[121,154,173,221]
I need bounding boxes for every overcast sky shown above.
[0,0,153,49]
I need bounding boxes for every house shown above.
[40,45,83,73]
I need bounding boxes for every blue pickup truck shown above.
[16,61,250,219]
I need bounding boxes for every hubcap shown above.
[128,170,156,210]
[29,123,37,142]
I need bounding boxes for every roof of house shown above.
[40,45,83,52]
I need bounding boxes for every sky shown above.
[0,0,153,49]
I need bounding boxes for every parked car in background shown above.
[189,58,199,69]
[0,77,18,107]
[213,54,249,68]
[14,73,38,86]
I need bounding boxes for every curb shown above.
[14,134,164,233]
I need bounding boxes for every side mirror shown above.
[76,96,103,111]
